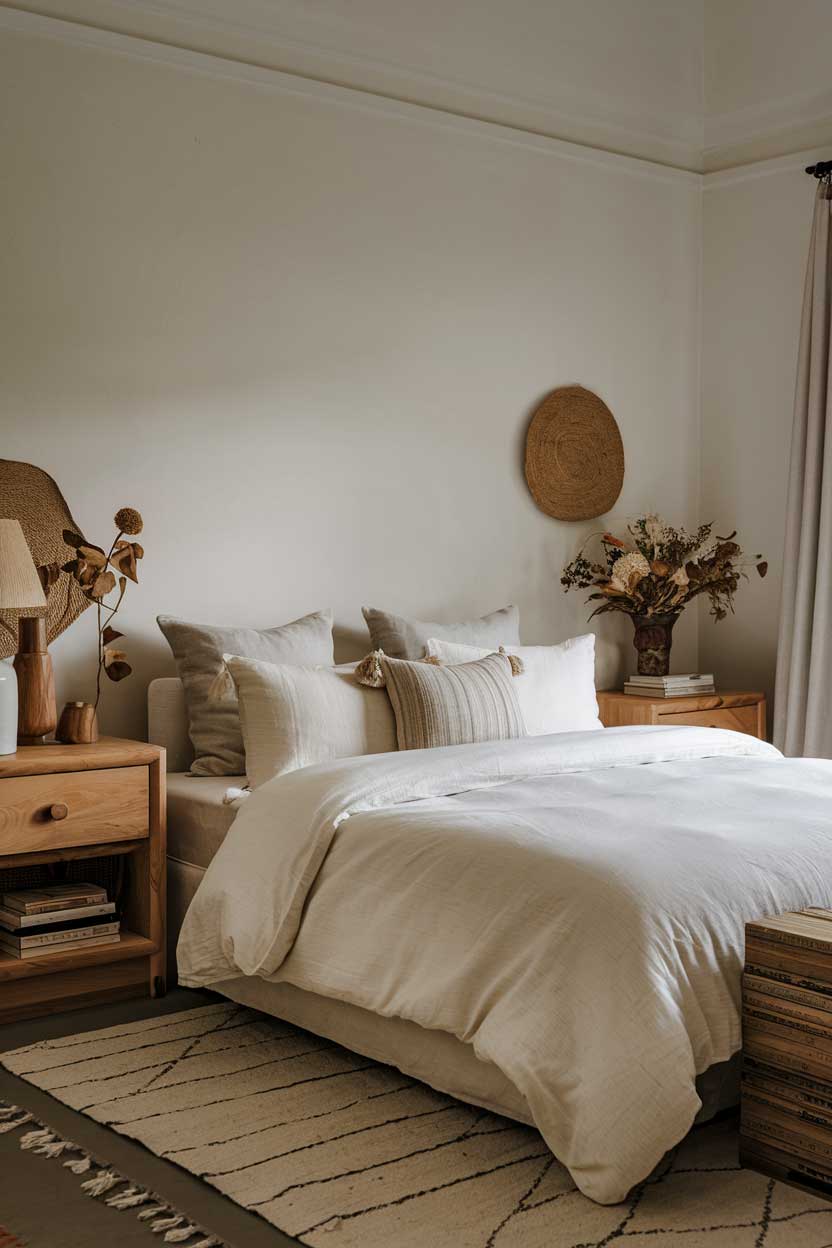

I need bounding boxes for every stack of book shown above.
[0,883,119,959]
[740,909,832,1194]
[624,673,716,697]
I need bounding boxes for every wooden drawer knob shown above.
[49,803,68,821]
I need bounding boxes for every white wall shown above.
[700,161,816,708]
[0,20,703,740]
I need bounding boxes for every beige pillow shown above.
[157,610,334,776]
[381,651,526,751]
[362,604,520,660]
[224,656,397,789]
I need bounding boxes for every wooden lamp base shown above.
[13,616,56,745]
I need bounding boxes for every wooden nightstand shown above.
[597,690,767,740]
[0,737,166,1023]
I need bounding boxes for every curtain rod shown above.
[806,160,832,177]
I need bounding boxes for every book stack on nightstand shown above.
[0,883,120,960]
[624,673,716,697]
[741,909,832,1197]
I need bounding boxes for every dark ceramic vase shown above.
[631,613,678,677]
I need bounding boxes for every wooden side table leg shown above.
[148,755,167,996]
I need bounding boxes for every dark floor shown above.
[0,990,300,1248]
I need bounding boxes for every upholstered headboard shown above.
[147,677,193,773]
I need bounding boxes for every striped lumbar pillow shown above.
[380,651,526,750]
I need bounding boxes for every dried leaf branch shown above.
[63,508,144,710]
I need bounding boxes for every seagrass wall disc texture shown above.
[524,385,624,521]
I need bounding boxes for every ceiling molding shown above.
[703,145,832,191]
[706,86,832,155]
[6,2,830,180]
[97,0,703,168]
[0,6,702,187]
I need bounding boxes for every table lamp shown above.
[0,519,48,754]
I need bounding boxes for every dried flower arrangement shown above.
[561,515,767,675]
[62,508,144,710]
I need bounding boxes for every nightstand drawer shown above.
[0,766,149,855]
[658,705,760,736]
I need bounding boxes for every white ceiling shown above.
[5,0,832,171]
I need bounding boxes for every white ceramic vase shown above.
[0,658,18,755]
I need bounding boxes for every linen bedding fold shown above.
[177,725,832,1204]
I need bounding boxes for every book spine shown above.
[1,903,116,930]
[746,961,832,996]
[742,1031,832,1080]
[743,1083,832,1130]
[13,934,121,959]
[0,922,119,949]
[22,895,106,915]
[745,938,832,982]
[748,928,832,954]
[745,991,832,1031]
[743,1069,832,1116]
[743,1012,832,1056]
[743,971,832,1011]
[741,1103,832,1164]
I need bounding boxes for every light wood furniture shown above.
[740,909,832,1201]
[597,690,766,739]
[0,737,166,1023]
[15,617,57,745]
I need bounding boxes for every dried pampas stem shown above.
[354,650,386,688]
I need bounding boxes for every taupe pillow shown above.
[362,604,519,660]
[157,610,334,776]
[381,651,526,751]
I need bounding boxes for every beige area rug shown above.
[3,1001,832,1247]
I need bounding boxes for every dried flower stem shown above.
[93,530,123,711]
[62,507,144,710]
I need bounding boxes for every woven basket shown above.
[524,386,624,522]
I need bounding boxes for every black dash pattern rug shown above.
[3,1002,832,1247]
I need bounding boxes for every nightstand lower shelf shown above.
[0,930,157,982]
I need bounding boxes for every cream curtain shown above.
[774,180,832,757]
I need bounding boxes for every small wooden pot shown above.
[56,701,99,745]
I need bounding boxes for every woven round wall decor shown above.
[524,385,624,521]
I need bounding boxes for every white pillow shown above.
[424,635,602,736]
[224,656,397,789]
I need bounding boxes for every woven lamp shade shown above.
[524,385,624,522]
[0,520,46,611]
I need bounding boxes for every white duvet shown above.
[178,725,832,1204]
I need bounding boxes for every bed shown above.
[152,677,543,1123]
[150,677,832,1205]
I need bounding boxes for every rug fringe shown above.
[0,1099,230,1247]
